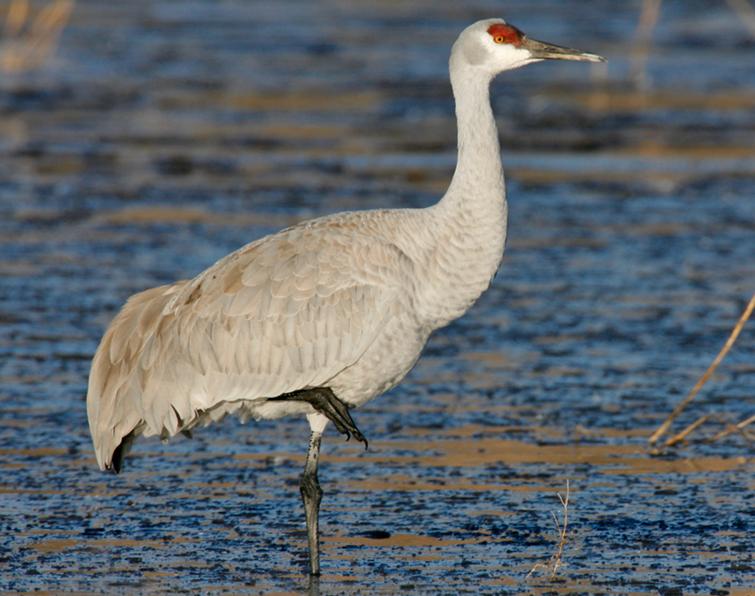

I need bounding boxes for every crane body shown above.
[87,18,604,575]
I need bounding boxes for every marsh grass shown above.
[650,293,755,448]
[0,0,73,73]
[526,480,570,581]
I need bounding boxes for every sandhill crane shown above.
[87,18,604,576]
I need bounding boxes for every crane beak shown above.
[523,37,606,63]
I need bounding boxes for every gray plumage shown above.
[86,16,603,575]
[88,199,503,469]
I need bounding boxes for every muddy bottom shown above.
[1,1,753,594]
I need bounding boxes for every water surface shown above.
[1,1,753,593]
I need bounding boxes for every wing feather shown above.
[87,216,411,470]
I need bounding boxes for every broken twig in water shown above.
[708,413,755,443]
[664,414,710,447]
[526,480,570,580]
[649,293,755,445]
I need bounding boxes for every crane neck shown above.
[411,58,508,330]
[440,61,504,210]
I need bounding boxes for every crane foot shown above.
[271,387,368,449]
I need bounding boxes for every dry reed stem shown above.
[649,293,755,445]
[4,0,28,37]
[1,0,73,73]
[664,414,710,447]
[726,0,755,36]
[708,414,755,443]
[526,480,570,580]
[630,0,662,89]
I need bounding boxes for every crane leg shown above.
[301,430,323,576]
[271,387,368,449]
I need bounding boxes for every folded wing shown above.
[87,218,410,470]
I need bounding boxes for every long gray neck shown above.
[440,61,505,210]
[415,60,508,328]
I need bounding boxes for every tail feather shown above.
[109,429,137,474]
[87,282,187,471]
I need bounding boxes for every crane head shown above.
[452,18,605,76]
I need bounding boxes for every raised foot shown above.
[271,387,368,449]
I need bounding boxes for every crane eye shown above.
[487,23,524,47]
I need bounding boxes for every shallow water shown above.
[1,1,754,594]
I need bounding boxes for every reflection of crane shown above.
[86,18,603,576]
